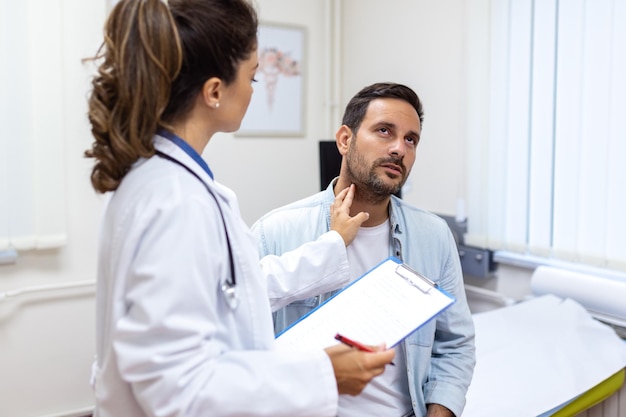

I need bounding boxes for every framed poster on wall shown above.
[237,23,306,137]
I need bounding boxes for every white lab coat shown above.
[93,136,350,417]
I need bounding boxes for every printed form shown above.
[275,257,455,351]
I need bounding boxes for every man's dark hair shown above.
[341,82,424,133]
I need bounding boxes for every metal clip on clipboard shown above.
[395,263,437,294]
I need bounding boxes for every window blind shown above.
[0,0,67,250]
[466,0,626,272]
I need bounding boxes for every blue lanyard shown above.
[157,129,214,180]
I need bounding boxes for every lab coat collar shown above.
[156,129,214,180]
[153,133,216,192]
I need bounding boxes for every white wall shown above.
[0,1,106,416]
[204,0,468,224]
[0,1,472,416]
[206,1,337,225]
[339,0,468,217]
[210,0,470,225]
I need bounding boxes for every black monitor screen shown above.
[319,141,342,191]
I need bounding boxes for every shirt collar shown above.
[157,128,214,180]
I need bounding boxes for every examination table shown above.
[463,294,626,417]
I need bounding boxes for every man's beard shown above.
[345,142,408,204]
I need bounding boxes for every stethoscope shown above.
[155,132,239,310]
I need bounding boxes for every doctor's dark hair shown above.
[341,82,424,134]
[85,0,258,193]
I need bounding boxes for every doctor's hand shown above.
[325,344,395,396]
[330,184,369,246]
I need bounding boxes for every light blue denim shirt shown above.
[251,180,476,417]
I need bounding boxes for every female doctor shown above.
[84,0,395,416]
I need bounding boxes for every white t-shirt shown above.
[339,220,413,417]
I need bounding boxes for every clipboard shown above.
[275,257,455,351]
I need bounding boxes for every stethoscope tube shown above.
[155,150,238,309]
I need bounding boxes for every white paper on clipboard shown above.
[275,257,455,351]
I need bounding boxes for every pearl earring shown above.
[215,102,220,109]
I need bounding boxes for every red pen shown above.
[334,333,395,366]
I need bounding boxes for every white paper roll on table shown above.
[531,266,626,326]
